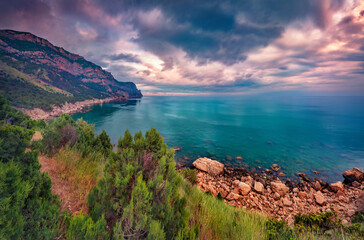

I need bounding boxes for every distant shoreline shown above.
[21,96,128,120]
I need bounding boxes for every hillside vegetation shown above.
[0,29,142,110]
[0,94,363,239]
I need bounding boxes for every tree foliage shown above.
[88,129,197,239]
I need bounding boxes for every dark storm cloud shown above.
[0,0,363,94]
[105,53,141,63]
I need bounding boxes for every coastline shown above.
[189,158,364,225]
[21,96,127,120]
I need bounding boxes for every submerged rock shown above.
[192,157,224,176]
[270,164,281,172]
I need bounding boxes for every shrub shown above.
[181,168,197,185]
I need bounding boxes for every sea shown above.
[72,94,364,182]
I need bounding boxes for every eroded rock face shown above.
[192,157,224,176]
[343,168,364,184]
[270,181,289,197]
[330,181,344,193]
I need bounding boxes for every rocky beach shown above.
[21,96,127,120]
[191,157,364,226]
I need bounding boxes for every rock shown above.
[265,169,273,175]
[208,185,218,196]
[283,197,293,206]
[313,170,319,174]
[330,181,344,193]
[273,192,281,200]
[271,164,281,171]
[241,176,254,187]
[271,181,289,197]
[235,156,243,160]
[314,191,326,205]
[287,215,294,227]
[172,146,182,151]
[226,192,243,201]
[219,189,228,198]
[254,181,264,194]
[356,192,364,213]
[347,209,355,217]
[278,172,285,177]
[312,181,322,191]
[293,188,299,193]
[342,168,364,184]
[192,157,224,176]
[352,181,361,188]
[238,182,251,195]
[297,172,311,182]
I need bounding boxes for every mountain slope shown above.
[0,29,142,110]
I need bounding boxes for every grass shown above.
[41,146,106,214]
[181,181,267,240]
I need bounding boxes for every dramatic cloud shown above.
[0,0,363,95]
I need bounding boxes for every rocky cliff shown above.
[0,29,142,110]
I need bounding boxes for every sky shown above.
[0,0,363,95]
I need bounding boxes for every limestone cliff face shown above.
[0,29,142,109]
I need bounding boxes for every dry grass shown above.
[39,147,105,214]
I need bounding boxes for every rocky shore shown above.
[22,96,127,120]
[192,157,364,226]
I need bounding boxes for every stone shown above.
[254,181,264,194]
[273,192,281,200]
[297,172,311,182]
[208,185,218,196]
[270,181,289,197]
[347,209,355,217]
[314,191,326,206]
[238,182,251,196]
[226,192,243,201]
[193,157,224,176]
[312,181,322,191]
[313,170,319,174]
[283,197,293,207]
[356,192,364,213]
[219,189,228,198]
[293,188,299,193]
[270,164,281,172]
[241,175,254,187]
[352,181,361,188]
[342,168,364,184]
[278,172,285,177]
[330,181,344,193]
[235,156,243,160]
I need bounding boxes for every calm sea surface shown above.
[72,95,364,182]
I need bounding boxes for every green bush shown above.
[181,168,197,185]
[66,214,108,240]
[88,129,196,239]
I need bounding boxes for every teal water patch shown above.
[72,95,364,182]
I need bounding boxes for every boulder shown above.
[330,181,344,193]
[241,175,254,187]
[254,181,264,194]
[314,191,325,205]
[298,191,308,199]
[226,192,243,201]
[238,182,251,195]
[312,181,322,191]
[342,168,364,184]
[192,157,224,176]
[283,197,293,207]
[270,181,289,197]
[270,164,281,171]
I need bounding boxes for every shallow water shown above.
[72,94,364,182]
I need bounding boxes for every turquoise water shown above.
[72,95,364,182]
